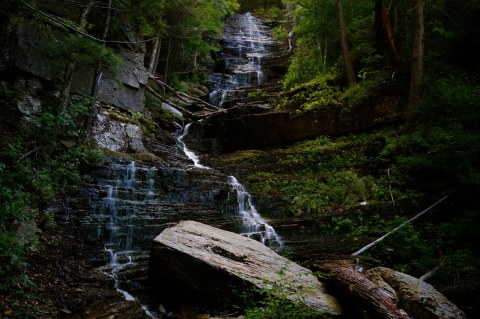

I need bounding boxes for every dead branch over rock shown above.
[147,73,220,113]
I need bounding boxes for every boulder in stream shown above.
[149,220,341,316]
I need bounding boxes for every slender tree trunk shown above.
[60,0,94,112]
[406,1,424,130]
[91,0,112,96]
[193,50,198,68]
[148,35,161,74]
[86,0,112,132]
[375,0,386,52]
[164,36,172,84]
[335,0,356,86]
[323,37,328,73]
[381,0,400,69]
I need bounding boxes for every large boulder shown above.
[366,267,468,319]
[149,220,342,316]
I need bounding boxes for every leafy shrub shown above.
[0,96,103,291]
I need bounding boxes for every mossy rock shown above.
[131,152,161,162]
[101,149,134,161]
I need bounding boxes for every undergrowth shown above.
[0,96,104,293]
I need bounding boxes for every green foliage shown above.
[0,96,104,291]
[342,69,389,108]
[44,34,121,74]
[242,270,328,319]
[247,133,393,214]
[279,74,342,112]
[380,72,480,188]
[155,0,240,83]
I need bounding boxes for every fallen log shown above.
[148,73,220,112]
[328,267,412,319]
[145,85,196,118]
[366,267,468,319]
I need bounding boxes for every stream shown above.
[74,12,283,317]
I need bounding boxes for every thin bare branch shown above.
[20,0,156,44]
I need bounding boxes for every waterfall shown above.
[92,160,159,318]
[175,123,210,169]
[209,12,274,107]
[228,176,283,251]
[174,123,283,252]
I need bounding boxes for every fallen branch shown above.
[387,168,395,205]
[147,73,220,112]
[352,187,460,256]
[17,147,41,163]
[145,85,195,118]
[419,266,440,282]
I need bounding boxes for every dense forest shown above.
[1,0,479,318]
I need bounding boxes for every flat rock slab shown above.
[149,220,341,316]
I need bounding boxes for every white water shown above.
[176,123,210,170]
[97,161,159,318]
[174,123,283,251]
[228,176,283,250]
[209,12,273,106]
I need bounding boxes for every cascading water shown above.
[174,123,283,251]
[178,12,283,251]
[90,161,159,317]
[209,12,275,107]
[75,11,283,316]
[227,176,283,251]
[175,123,210,170]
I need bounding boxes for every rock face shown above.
[187,95,403,153]
[4,13,147,113]
[92,109,146,152]
[149,220,342,316]
[366,267,468,319]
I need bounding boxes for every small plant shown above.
[238,267,329,319]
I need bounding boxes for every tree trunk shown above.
[377,0,400,69]
[406,1,424,130]
[323,37,328,73]
[148,35,161,74]
[164,36,172,84]
[382,0,400,70]
[85,0,112,132]
[375,0,386,52]
[60,0,94,112]
[335,0,356,86]
[91,0,112,96]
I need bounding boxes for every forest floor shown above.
[0,224,149,319]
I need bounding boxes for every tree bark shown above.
[406,1,424,130]
[378,0,400,70]
[329,267,412,319]
[91,0,112,96]
[85,0,112,132]
[164,36,172,84]
[60,0,94,113]
[335,0,356,86]
[148,35,162,74]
